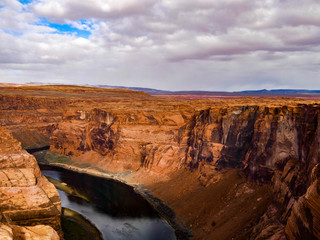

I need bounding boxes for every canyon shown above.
[0,85,319,239]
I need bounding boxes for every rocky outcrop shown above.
[1,86,320,239]
[285,163,320,239]
[0,85,152,149]
[51,108,189,175]
[0,95,64,149]
[50,103,320,239]
[185,105,320,239]
[0,126,62,239]
[249,204,286,240]
[0,224,59,240]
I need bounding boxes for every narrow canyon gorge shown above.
[0,85,319,240]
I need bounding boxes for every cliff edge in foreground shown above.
[0,126,62,239]
[1,85,320,239]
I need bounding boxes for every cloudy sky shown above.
[0,0,320,91]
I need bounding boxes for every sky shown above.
[0,0,320,91]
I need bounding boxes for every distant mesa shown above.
[0,82,319,97]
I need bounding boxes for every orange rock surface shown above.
[1,85,320,239]
[0,126,62,239]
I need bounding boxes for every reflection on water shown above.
[41,166,176,240]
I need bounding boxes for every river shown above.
[40,165,176,240]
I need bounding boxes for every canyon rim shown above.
[2,0,320,239]
[0,85,319,239]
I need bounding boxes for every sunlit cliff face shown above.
[0,126,62,239]
[0,86,319,240]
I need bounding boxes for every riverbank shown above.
[35,150,274,240]
[35,150,192,240]
[62,208,103,240]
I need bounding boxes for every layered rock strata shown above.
[0,85,152,149]
[1,86,320,239]
[0,126,62,239]
[184,105,320,239]
[51,108,188,176]
[50,104,320,239]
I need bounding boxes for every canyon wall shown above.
[0,94,65,149]
[0,85,152,149]
[50,108,190,175]
[1,86,319,239]
[50,104,320,239]
[186,104,320,239]
[0,126,62,239]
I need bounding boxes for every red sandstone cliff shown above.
[50,103,320,239]
[1,85,319,239]
[185,104,320,239]
[0,126,62,239]
[50,108,188,176]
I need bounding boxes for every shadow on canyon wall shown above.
[0,85,319,240]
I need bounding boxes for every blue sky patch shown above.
[38,18,91,38]
[18,0,33,4]
[49,22,91,38]
[4,29,24,36]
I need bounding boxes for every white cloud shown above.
[0,0,320,90]
[0,0,53,33]
[31,0,157,21]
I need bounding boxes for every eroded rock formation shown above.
[51,108,188,175]
[0,126,62,239]
[1,85,320,239]
[184,105,320,239]
[50,103,320,239]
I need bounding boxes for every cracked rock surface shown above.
[0,126,62,239]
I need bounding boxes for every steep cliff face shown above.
[1,86,319,239]
[183,104,320,239]
[0,94,65,149]
[50,103,320,239]
[0,85,153,149]
[285,163,320,239]
[0,126,62,239]
[50,108,189,175]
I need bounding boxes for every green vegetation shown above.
[62,208,102,240]
[42,151,105,170]
[45,176,90,202]
[39,150,133,177]
[44,151,75,164]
